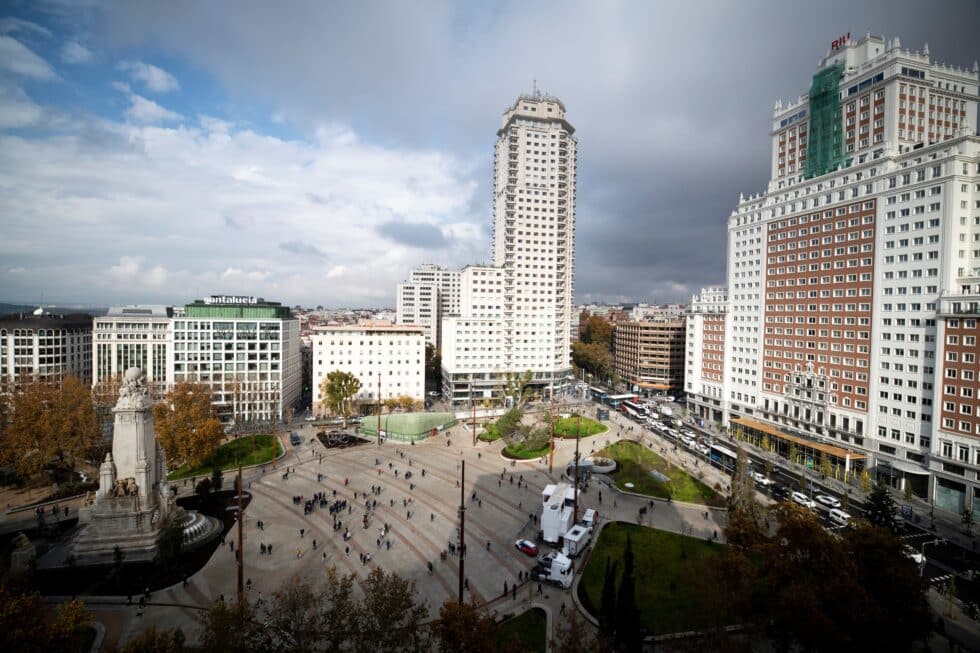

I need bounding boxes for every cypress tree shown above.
[615,534,641,650]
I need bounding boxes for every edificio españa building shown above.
[441,92,577,406]
[685,33,980,515]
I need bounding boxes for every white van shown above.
[828,508,851,526]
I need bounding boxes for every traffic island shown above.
[598,440,726,507]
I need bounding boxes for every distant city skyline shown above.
[0,2,977,308]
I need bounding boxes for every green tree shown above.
[155,515,184,568]
[424,344,442,390]
[962,508,975,535]
[860,468,872,493]
[119,626,187,653]
[787,442,798,465]
[504,370,536,409]
[614,534,641,651]
[196,597,268,653]
[798,468,807,491]
[819,456,832,479]
[598,557,617,636]
[211,467,224,492]
[0,588,91,652]
[552,609,614,653]
[153,381,224,469]
[496,407,524,440]
[319,370,362,427]
[726,447,766,548]
[572,342,613,381]
[865,483,898,532]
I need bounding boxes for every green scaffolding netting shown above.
[803,62,850,179]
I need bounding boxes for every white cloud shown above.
[0,84,43,128]
[0,98,481,306]
[124,93,182,124]
[0,36,58,80]
[61,40,93,64]
[116,60,179,93]
[0,17,52,38]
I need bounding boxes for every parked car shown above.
[815,494,841,509]
[791,491,817,509]
[304,415,317,422]
[515,539,539,556]
[750,471,772,487]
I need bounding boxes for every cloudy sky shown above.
[0,1,977,308]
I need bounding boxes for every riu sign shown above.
[831,32,851,50]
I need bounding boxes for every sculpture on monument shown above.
[72,367,221,563]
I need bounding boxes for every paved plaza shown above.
[69,408,729,647]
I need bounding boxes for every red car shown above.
[514,539,539,556]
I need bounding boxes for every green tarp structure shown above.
[803,62,850,179]
[359,412,457,443]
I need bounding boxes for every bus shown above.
[709,443,738,473]
[604,393,638,408]
[622,400,648,417]
[589,386,608,403]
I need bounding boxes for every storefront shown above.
[730,416,866,481]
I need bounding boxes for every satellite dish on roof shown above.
[32,307,44,316]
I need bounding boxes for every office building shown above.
[442,91,578,405]
[685,287,728,425]
[613,318,687,396]
[686,33,979,513]
[172,296,301,423]
[396,264,462,349]
[93,305,173,391]
[312,321,425,412]
[0,311,92,382]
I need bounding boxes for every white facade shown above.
[0,313,92,382]
[312,321,425,413]
[442,92,577,405]
[706,34,980,510]
[396,265,461,349]
[93,305,173,389]
[685,287,728,425]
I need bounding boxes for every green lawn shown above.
[502,439,551,460]
[167,434,283,480]
[579,523,727,635]
[555,415,607,438]
[495,607,547,652]
[599,440,725,507]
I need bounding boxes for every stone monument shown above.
[73,368,221,563]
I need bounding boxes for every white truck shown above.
[531,551,574,588]
[660,406,673,417]
[562,524,591,557]
[540,483,578,544]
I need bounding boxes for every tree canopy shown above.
[864,482,898,532]
[0,374,99,480]
[152,381,224,469]
[319,370,362,425]
[580,315,613,347]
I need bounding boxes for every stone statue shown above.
[109,477,140,498]
[116,367,151,410]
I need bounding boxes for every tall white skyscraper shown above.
[396,264,461,348]
[442,92,577,406]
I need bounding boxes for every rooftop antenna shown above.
[532,79,539,98]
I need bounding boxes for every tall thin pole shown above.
[548,382,555,474]
[471,392,476,447]
[573,414,581,524]
[458,460,466,603]
[236,462,244,603]
[377,373,382,448]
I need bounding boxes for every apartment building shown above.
[442,91,578,406]
[312,321,425,412]
[685,287,728,425]
[396,264,461,348]
[686,33,980,513]
[0,311,92,382]
[613,318,686,396]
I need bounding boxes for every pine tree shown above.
[865,483,897,532]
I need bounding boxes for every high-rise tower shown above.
[492,93,577,386]
[441,92,578,406]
